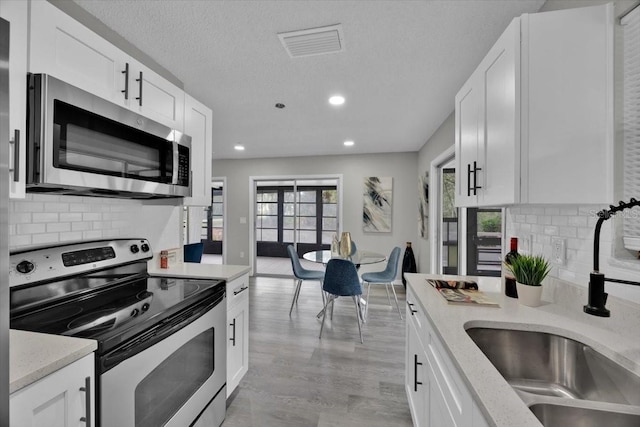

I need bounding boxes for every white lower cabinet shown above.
[10,354,95,427]
[226,273,249,397]
[406,289,488,427]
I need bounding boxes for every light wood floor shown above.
[222,276,413,427]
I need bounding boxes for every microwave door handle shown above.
[172,141,179,185]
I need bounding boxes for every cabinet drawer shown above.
[226,273,249,309]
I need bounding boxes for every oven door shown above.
[100,296,226,427]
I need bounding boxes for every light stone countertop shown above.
[10,330,97,394]
[405,273,640,427]
[147,262,250,281]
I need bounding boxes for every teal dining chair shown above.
[287,245,325,317]
[361,246,402,319]
[319,258,364,344]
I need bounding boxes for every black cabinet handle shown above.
[135,71,143,106]
[414,354,423,392]
[406,301,417,316]
[79,376,92,427]
[466,163,472,196]
[472,161,482,195]
[10,129,19,182]
[233,285,248,295]
[121,63,129,100]
[230,318,236,346]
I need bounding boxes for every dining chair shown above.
[319,258,364,344]
[361,246,402,319]
[287,245,325,317]
[184,242,204,263]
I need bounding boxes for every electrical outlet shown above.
[240,251,245,258]
[551,237,565,265]
[520,235,533,255]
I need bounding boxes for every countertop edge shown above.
[10,330,97,394]
[147,263,251,281]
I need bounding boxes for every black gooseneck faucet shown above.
[584,198,640,317]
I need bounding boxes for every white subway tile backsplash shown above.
[9,194,149,250]
[32,212,59,223]
[507,204,640,304]
[46,222,71,233]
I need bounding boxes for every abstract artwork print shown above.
[363,177,392,232]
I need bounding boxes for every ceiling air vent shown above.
[278,24,344,58]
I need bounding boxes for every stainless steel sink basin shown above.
[465,327,640,406]
[530,404,640,427]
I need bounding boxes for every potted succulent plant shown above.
[505,254,551,307]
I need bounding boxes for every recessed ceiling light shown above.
[234,145,245,151]
[275,103,285,109]
[344,140,354,147]
[329,95,345,106]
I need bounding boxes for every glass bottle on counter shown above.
[402,242,417,288]
[504,237,519,298]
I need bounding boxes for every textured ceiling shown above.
[71,0,544,160]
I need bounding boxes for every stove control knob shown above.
[130,245,140,254]
[141,303,150,312]
[130,308,139,317]
[16,260,35,274]
[140,243,150,253]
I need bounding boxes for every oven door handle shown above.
[100,293,224,372]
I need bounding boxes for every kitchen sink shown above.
[465,327,640,406]
[529,404,640,427]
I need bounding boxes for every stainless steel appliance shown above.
[1,16,11,426]
[27,74,191,199]
[9,239,226,427]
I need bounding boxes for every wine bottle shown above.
[504,237,519,298]
[402,242,417,288]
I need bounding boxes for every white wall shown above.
[212,152,419,272]
[416,112,455,273]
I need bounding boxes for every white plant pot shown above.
[516,282,543,307]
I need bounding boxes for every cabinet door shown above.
[455,73,482,207]
[10,354,95,427]
[522,4,613,204]
[479,18,519,206]
[129,60,185,131]
[29,0,129,106]
[405,316,428,426]
[0,0,27,198]
[184,95,213,206]
[227,300,249,397]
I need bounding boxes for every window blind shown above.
[622,5,640,250]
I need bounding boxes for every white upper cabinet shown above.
[455,4,613,207]
[1,0,28,198]
[29,0,184,131]
[184,94,213,206]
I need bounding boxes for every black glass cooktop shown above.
[11,273,225,354]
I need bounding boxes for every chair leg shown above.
[384,283,392,306]
[352,296,364,344]
[390,282,403,319]
[289,279,302,317]
[319,295,334,339]
[364,281,371,320]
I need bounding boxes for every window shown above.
[466,208,502,276]
[256,185,337,257]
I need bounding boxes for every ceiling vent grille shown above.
[278,24,344,58]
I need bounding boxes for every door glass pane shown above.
[441,168,459,274]
[467,208,502,276]
[135,329,214,427]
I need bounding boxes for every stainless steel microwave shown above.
[26,74,191,198]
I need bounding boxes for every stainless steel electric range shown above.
[9,239,227,427]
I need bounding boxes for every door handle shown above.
[9,129,19,182]
[472,161,482,195]
[135,71,143,106]
[414,354,423,392]
[79,376,92,427]
[406,301,417,315]
[230,318,236,346]
[466,163,472,196]
[121,63,129,100]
